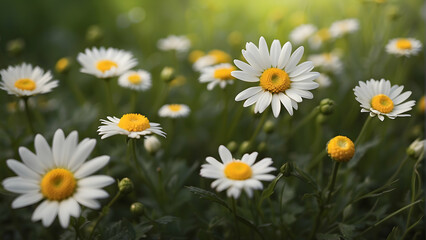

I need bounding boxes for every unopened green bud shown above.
[130,202,145,217]
[280,162,293,177]
[161,67,175,82]
[257,142,267,153]
[319,98,335,115]
[239,141,252,153]
[226,141,238,153]
[86,25,103,43]
[406,139,425,159]
[263,120,275,134]
[316,113,327,125]
[118,178,134,195]
[6,38,25,56]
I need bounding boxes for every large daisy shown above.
[353,79,416,121]
[2,129,114,228]
[77,47,138,78]
[385,38,422,57]
[98,113,166,139]
[232,36,320,117]
[118,70,152,91]
[0,63,58,97]
[200,145,275,199]
[199,63,235,90]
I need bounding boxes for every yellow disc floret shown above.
[260,68,291,93]
[327,136,355,162]
[396,39,412,50]
[214,66,236,80]
[208,50,231,64]
[41,168,76,201]
[168,104,182,112]
[96,60,118,73]
[224,161,252,180]
[128,74,142,84]
[118,113,150,132]
[14,78,36,91]
[371,94,394,114]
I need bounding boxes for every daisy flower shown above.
[77,47,138,79]
[157,35,191,53]
[118,70,152,91]
[289,24,317,45]
[232,36,320,118]
[353,79,416,121]
[308,28,331,49]
[0,63,58,97]
[329,18,359,38]
[158,104,190,118]
[98,113,166,139]
[193,49,231,71]
[200,145,275,199]
[2,129,114,228]
[308,52,343,74]
[385,38,422,57]
[316,73,331,88]
[199,63,236,90]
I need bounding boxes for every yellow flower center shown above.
[96,60,118,73]
[396,39,412,50]
[260,68,291,93]
[118,113,150,132]
[128,74,142,84]
[418,96,425,113]
[40,168,76,201]
[224,161,252,180]
[317,28,330,41]
[189,50,205,63]
[168,104,182,112]
[213,66,236,80]
[14,78,36,91]
[327,136,355,162]
[209,50,231,64]
[371,94,394,113]
[56,58,70,72]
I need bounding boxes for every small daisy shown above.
[0,63,58,97]
[118,70,152,91]
[289,24,317,45]
[308,52,343,74]
[232,36,320,118]
[316,73,331,88]
[308,28,331,49]
[329,18,359,38]
[200,145,275,199]
[199,63,236,90]
[98,113,166,139]
[193,50,231,71]
[353,79,416,121]
[157,35,191,53]
[327,136,355,162]
[77,47,138,79]
[2,129,114,228]
[385,38,422,57]
[158,104,190,118]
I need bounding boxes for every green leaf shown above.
[386,226,400,240]
[316,233,341,240]
[186,186,230,210]
[101,219,136,240]
[339,223,356,239]
[134,223,154,239]
[258,173,283,208]
[292,166,320,190]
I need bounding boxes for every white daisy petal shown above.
[78,175,115,188]
[235,86,263,101]
[12,192,43,208]
[74,156,110,179]
[219,145,233,164]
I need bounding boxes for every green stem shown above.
[354,116,372,146]
[131,90,138,112]
[231,198,241,240]
[128,139,155,192]
[248,110,269,148]
[104,78,115,115]
[325,162,340,205]
[227,104,244,139]
[22,97,35,134]
[290,106,320,136]
[89,191,122,239]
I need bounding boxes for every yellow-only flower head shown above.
[327,136,355,162]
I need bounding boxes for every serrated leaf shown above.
[339,223,356,239]
[101,219,136,240]
[186,186,230,210]
[258,173,283,208]
[316,233,341,240]
[155,215,178,224]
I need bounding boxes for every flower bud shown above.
[280,162,294,177]
[327,136,355,162]
[263,120,275,134]
[226,141,238,153]
[239,141,252,153]
[257,142,267,153]
[417,96,425,114]
[130,202,145,217]
[319,98,335,115]
[6,38,25,56]
[55,57,71,74]
[406,139,425,159]
[118,178,134,195]
[160,67,175,82]
[144,136,161,154]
